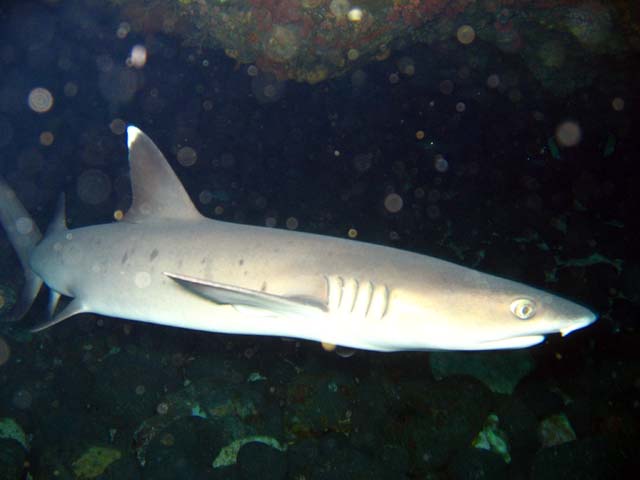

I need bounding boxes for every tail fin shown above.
[0,177,43,322]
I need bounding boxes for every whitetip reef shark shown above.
[0,126,596,351]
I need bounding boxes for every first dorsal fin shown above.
[123,126,203,223]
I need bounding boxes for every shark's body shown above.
[0,127,596,351]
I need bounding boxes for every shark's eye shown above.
[510,298,536,320]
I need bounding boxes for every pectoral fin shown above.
[31,298,88,333]
[165,272,327,316]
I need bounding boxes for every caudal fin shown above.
[0,177,43,322]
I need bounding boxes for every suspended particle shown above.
[486,74,500,89]
[508,89,522,103]
[439,80,454,95]
[265,216,277,227]
[416,130,425,140]
[63,83,78,98]
[77,169,112,205]
[264,84,277,98]
[28,87,54,113]
[353,153,373,173]
[109,118,126,135]
[347,49,359,61]
[113,209,124,221]
[397,57,415,76]
[286,217,299,230]
[214,205,224,215]
[434,154,449,172]
[457,65,471,79]
[455,102,466,113]
[116,22,131,39]
[555,120,582,147]
[347,7,363,22]
[128,45,147,68]
[351,69,367,87]
[428,189,441,203]
[384,193,403,213]
[12,389,32,410]
[426,204,441,219]
[160,433,175,446]
[389,72,400,84]
[199,190,213,205]
[456,25,476,45]
[321,342,337,352]
[15,217,33,235]
[156,402,169,415]
[39,131,54,146]
[254,195,267,209]
[348,228,358,238]
[611,97,624,111]
[177,146,197,167]
[247,65,259,77]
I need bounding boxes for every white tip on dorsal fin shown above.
[123,125,203,224]
[127,125,142,148]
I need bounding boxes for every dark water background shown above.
[0,1,638,478]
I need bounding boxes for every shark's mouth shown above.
[474,335,546,350]
[560,315,598,337]
[476,313,599,350]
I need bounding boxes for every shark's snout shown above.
[560,310,598,337]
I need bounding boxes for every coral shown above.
[264,24,301,63]
[564,1,612,48]
[472,413,511,463]
[538,413,577,448]
[212,435,286,468]
[71,446,122,479]
[107,0,634,92]
[0,418,29,450]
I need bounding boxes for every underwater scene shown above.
[0,0,638,478]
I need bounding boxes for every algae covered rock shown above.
[143,416,225,480]
[0,418,28,451]
[283,371,354,439]
[387,376,494,472]
[430,350,535,395]
[0,438,26,480]
[0,284,16,316]
[236,440,287,479]
[287,433,390,480]
[448,447,509,480]
[71,446,122,479]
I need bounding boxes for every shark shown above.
[0,126,597,351]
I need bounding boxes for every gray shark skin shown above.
[0,126,597,351]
